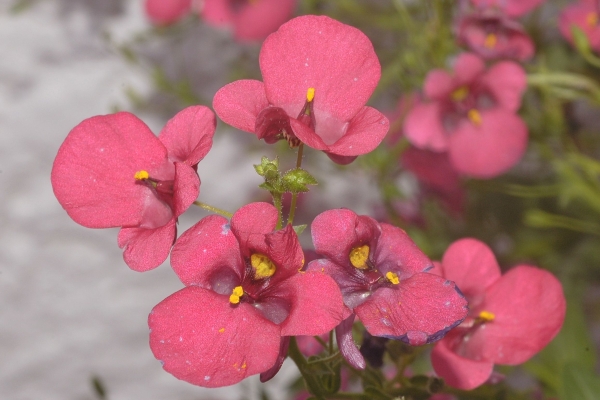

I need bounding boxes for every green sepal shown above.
[282,168,318,193]
[293,224,307,235]
[254,156,280,182]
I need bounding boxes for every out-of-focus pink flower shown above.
[148,203,346,387]
[430,238,566,390]
[308,209,468,369]
[470,0,545,18]
[559,0,600,52]
[145,0,193,26]
[296,333,328,357]
[457,9,535,60]
[404,53,528,178]
[202,0,297,42]
[51,107,215,271]
[213,15,389,165]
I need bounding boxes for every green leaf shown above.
[281,168,318,193]
[560,362,600,400]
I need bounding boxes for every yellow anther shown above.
[250,254,276,279]
[241,362,247,369]
[306,87,315,102]
[478,310,495,322]
[451,86,469,102]
[484,33,497,49]
[229,285,244,304]
[467,109,482,126]
[586,12,598,27]
[134,170,149,180]
[349,245,370,269]
[218,327,225,333]
[386,271,400,285]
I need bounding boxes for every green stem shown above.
[287,144,304,226]
[273,193,283,230]
[192,201,233,218]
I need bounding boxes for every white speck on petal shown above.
[204,376,210,381]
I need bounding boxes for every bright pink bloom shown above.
[145,0,193,25]
[213,15,389,165]
[430,238,566,390]
[403,53,528,178]
[457,9,535,60]
[148,203,346,387]
[470,0,545,18]
[308,209,468,369]
[51,106,215,271]
[559,0,600,52]
[202,0,297,42]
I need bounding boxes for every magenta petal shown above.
[171,215,242,287]
[481,61,527,112]
[431,337,494,390]
[231,202,278,255]
[172,162,199,218]
[232,0,297,42]
[374,223,433,277]
[201,0,233,27]
[424,70,455,100]
[145,0,191,25]
[448,110,528,178]
[260,15,380,122]
[278,272,346,336]
[263,225,304,279]
[260,337,291,382]
[118,219,176,272]
[355,273,467,344]
[289,118,329,150]
[325,153,358,165]
[453,53,485,85]
[213,80,270,133]
[440,238,501,300]
[326,107,389,157]
[158,106,216,165]
[403,103,449,151]
[335,314,366,370]
[149,286,281,388]
[463,265,566,365]
[51,113,169,228]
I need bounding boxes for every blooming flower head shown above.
[470,0,545,18]
[403,53,528,178]
[145,0,193,26]
[51,106,215,271]
[308,209,468,368]
[430,238,566,389]
[559,0,600,53]
[148,202,346,387]
[213,15,389,165]
[201,0,298,42]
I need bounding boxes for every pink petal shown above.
[201,0,233,26]
[440,238,501,301]
[260,15,380,123]
[424,70,455,100]
[431,336,494,390]
[145,0,191,26]
[259,337,290,382]
[231,0,297,42]
[461,265,566,365]
[51,113,170,228]
[263,225,305,281]
[231,202,278,256]
[374,223,433,278]
[355,273,468,344]
[403,102,449,151]
[448,109,528,178]
[118,219,176,272]
[289,118,329,150]
[212,80,269,133]
[453,53,486,85]
[480,61,527,112]
[158,106,216,166]
[470,0,544,18]
[325,153,358,165]
[326,106,389,157]
[172,162,200,217]
[149,286,281,388]
[335,314,366,369]
[278,272,347,336]
[170,215,242,287]
[401,147,461,193]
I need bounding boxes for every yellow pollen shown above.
[241,362,247,369]
[484,33,497,49]
[478,310,495,322]
[451,86,469,102]
[586,12,598,26]
[134,170,149,180]
[349,245,370,269]
[306,87,315,102]
[467,109,482,126]
[218,328,225,333]
[386,271,400,285]
[250,253,276,279]
[229,285,244,304]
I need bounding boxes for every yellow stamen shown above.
[229,285,244,304]
[306,87,315,102]
[484,33,497,49]
[250,253,276,279]
[467,109,482,126]
[451,86,469,102]
[349,245,370,269]
[134,170,149,180]
[386,271,400,285]
[586,12,598,27]
[478,310,495,322]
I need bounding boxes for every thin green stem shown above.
[287,144,305,226]
[273,193,283,230]
[192,201,233,218]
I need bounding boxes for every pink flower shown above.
[213,15,389,165]
[148,202,346,387]
[470,0,545,18]
[559,0,600,52]
[430,238,566,390]
[457,9,535,61]
[145,0,193,26]
[202,0,298,42]
[403,53,528,178]
[51,106,215,271]
[308,209,468,369]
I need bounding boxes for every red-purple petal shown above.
[231,202,279,256]
[373,223,433,278]
[326,107,389,156]
[289,118,329,150]
[118,219,176,272]
[336,314,366,370]
[403,102,449,151]
[213,80,269,133]
[172,162,200,218]
[480,61,527,112]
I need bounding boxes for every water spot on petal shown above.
[204,375,210,381]
[179,336,183,342]
[221,223,230,235]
